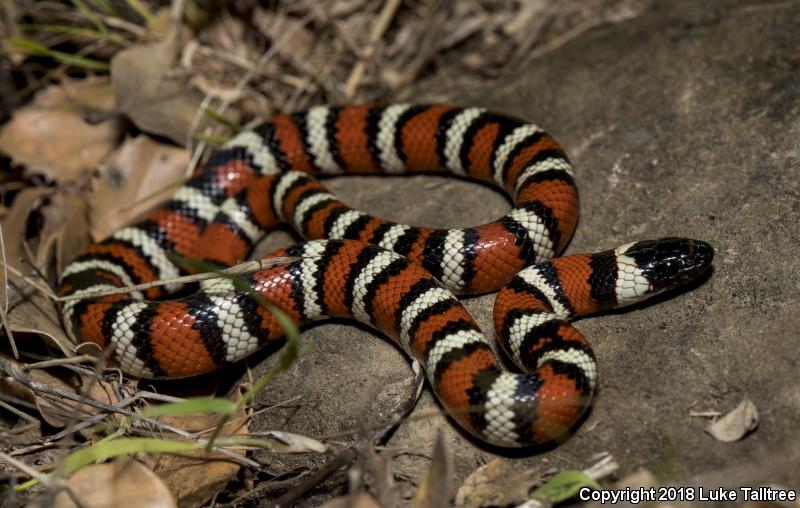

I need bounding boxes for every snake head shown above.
[614,237,714,304]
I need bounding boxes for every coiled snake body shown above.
[59,104,713,447]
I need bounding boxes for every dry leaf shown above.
[0,80,121,182]
[455,458,546,508]
[88,135,189,241]
[706,398,759,442]
[0,354,116,427]
[0,187,89,274]
[50,77,117,115]
[54,194,91,274]
[1,189,86,355]
[1,187,51,274]
[5,285,73,358]
[140,392,250,508]
[111,39,206,146]
[319,492,382,508]
[53,456,177,508]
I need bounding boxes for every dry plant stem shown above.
[58,255,296,301]
[254,12,336,100]
[168,0,185,42]
[2,374,260,469]
[0,398,39,423]
[0,224,19,358]
[267,361,425,508]
[184,9,315,177]
[185,93,215,166]
[690,411,722,417]
[26,355,100,370]
[0,356,191,437]
[584,454,619,481]
[305,1,368,59]
[0,450,53,487]
[8,442,56,458]
[344,0,403,98]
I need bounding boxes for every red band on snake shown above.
[59,104,713,447]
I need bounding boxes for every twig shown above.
[26,355,103,370]
[305,1,368,60]
[0,450,53,487]
[343,0,403,98]
[0,224,18,358]
[58,255,296,301]
[168,0,185,43]
[0,355,191,437]
[0,399,39,424]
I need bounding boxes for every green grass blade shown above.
[57,438,198,477]
[88,0,119,15]
[70,0,109,34]
[20,23,129,46]
[203,108,243,132]
[530,471,601,504]
[124,0,160,31]
[140,397,239,417]
[11,38,110,71]
[192,132,230,145]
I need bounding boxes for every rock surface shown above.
[251,1,800,504]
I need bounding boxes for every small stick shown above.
[58,255,297,301]
[343,0,403,98]
[0,224,18,358]
[0,450,53,487]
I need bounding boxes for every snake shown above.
[59,104,714,447]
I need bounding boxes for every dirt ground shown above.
[248,0,800,505]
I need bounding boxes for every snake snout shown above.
[670,238,714,285]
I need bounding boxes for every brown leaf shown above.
[88,135,189,241]
[0,80,122,182]
[1,187,51,274]
[706,398,759,442]
[455,458,547,508]
[54,194,91,274]
[53,77,117,115]
[1,188,87,355]
[53,456,177,508]
[0,186,89,274]
[4,285,73,358]
[139,389,251,508]
[0,354,117,428]
[111,39,206,146]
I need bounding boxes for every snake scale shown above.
[59,104,713,447]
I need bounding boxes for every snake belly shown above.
[59,104,713,447]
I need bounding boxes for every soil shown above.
[248,0,800,504]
